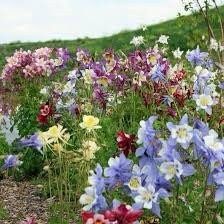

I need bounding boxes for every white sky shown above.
[0,0,187,44]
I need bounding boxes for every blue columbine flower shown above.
[104,153,132,188]
[167,114,193,149]
[213,172,224,201]
[20,134,43,154]
[2,155,22,169]
[186,46,209,67]
[88,164,105,194]
[150,64,167,83]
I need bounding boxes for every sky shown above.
[0,0,186,44]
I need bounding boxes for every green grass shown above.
[0,5,223,71]
[0,202,8,220]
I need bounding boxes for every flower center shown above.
[176,128,187,139]
[129,177,140,189]
[199,95,210,106]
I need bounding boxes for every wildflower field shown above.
[0,1,224,224]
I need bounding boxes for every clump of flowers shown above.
[1,47,70,80]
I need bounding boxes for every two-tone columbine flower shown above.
[79,115,101,132]
[159,159,195,182]
[134,184,169,216]
[37,103,53,124]
[213,172,224,202]
[167,114,193,149]
[193,93,214,115]
[79,186,107,212]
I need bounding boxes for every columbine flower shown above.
[79,115,101,132]
[157,35,169,44]
[41,124,69,144]
[213,172,224,201]
[172,47,183,59]
[104,153,132,188]
[186,46,208,66]
[203,129,224,152]
[134,184,168,216]
[37,103,53,124]
[79,186,107,212]
[130,36,144,47]
[88,164,105,194]
[160,159,195,181]
[81,140,100,161]
[2,155,22,169]
[167,114,193,149]
[20,133,44,154]
[85,214,110,224]
[194,93,214,115]
[104,204,143,223]
[116,131,136,156]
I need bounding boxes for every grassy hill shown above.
[0,5,223,70]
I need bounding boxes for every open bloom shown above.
[167,114,193,149]
[194,93,214,115]
[85,214,110,224]
[172,47,183,59]
[80,115,101,132]
[37,103,53,124]
[160,159,195,181]
[157,35,169,44]
[130,36,144,47]
[81,140,100,161]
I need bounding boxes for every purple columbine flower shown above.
[150,64,167,83]
[56,48,70,65]
[186,46,209,67]
[20,134,43,154]
[2,155,22,169]
[104,153,133,188]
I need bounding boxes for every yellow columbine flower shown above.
[48,124,67,142]
[82,140,100,161]
[79,115,101,132]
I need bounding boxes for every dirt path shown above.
[0,178,49,224]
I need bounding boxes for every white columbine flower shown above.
[203,129,224,151]
[172,47,183,59]
[158,35,169,44]
[130,36,144,47]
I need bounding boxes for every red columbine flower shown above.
[116,131,136,156]
[37,103,53,124]
[104,204,143,224]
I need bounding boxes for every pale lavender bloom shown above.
[88,164,105,194]
[20,134,43,154]
[186,46,209,66]
[219,82,224,90]
[104,153,132,188]
[213,172,224,201]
